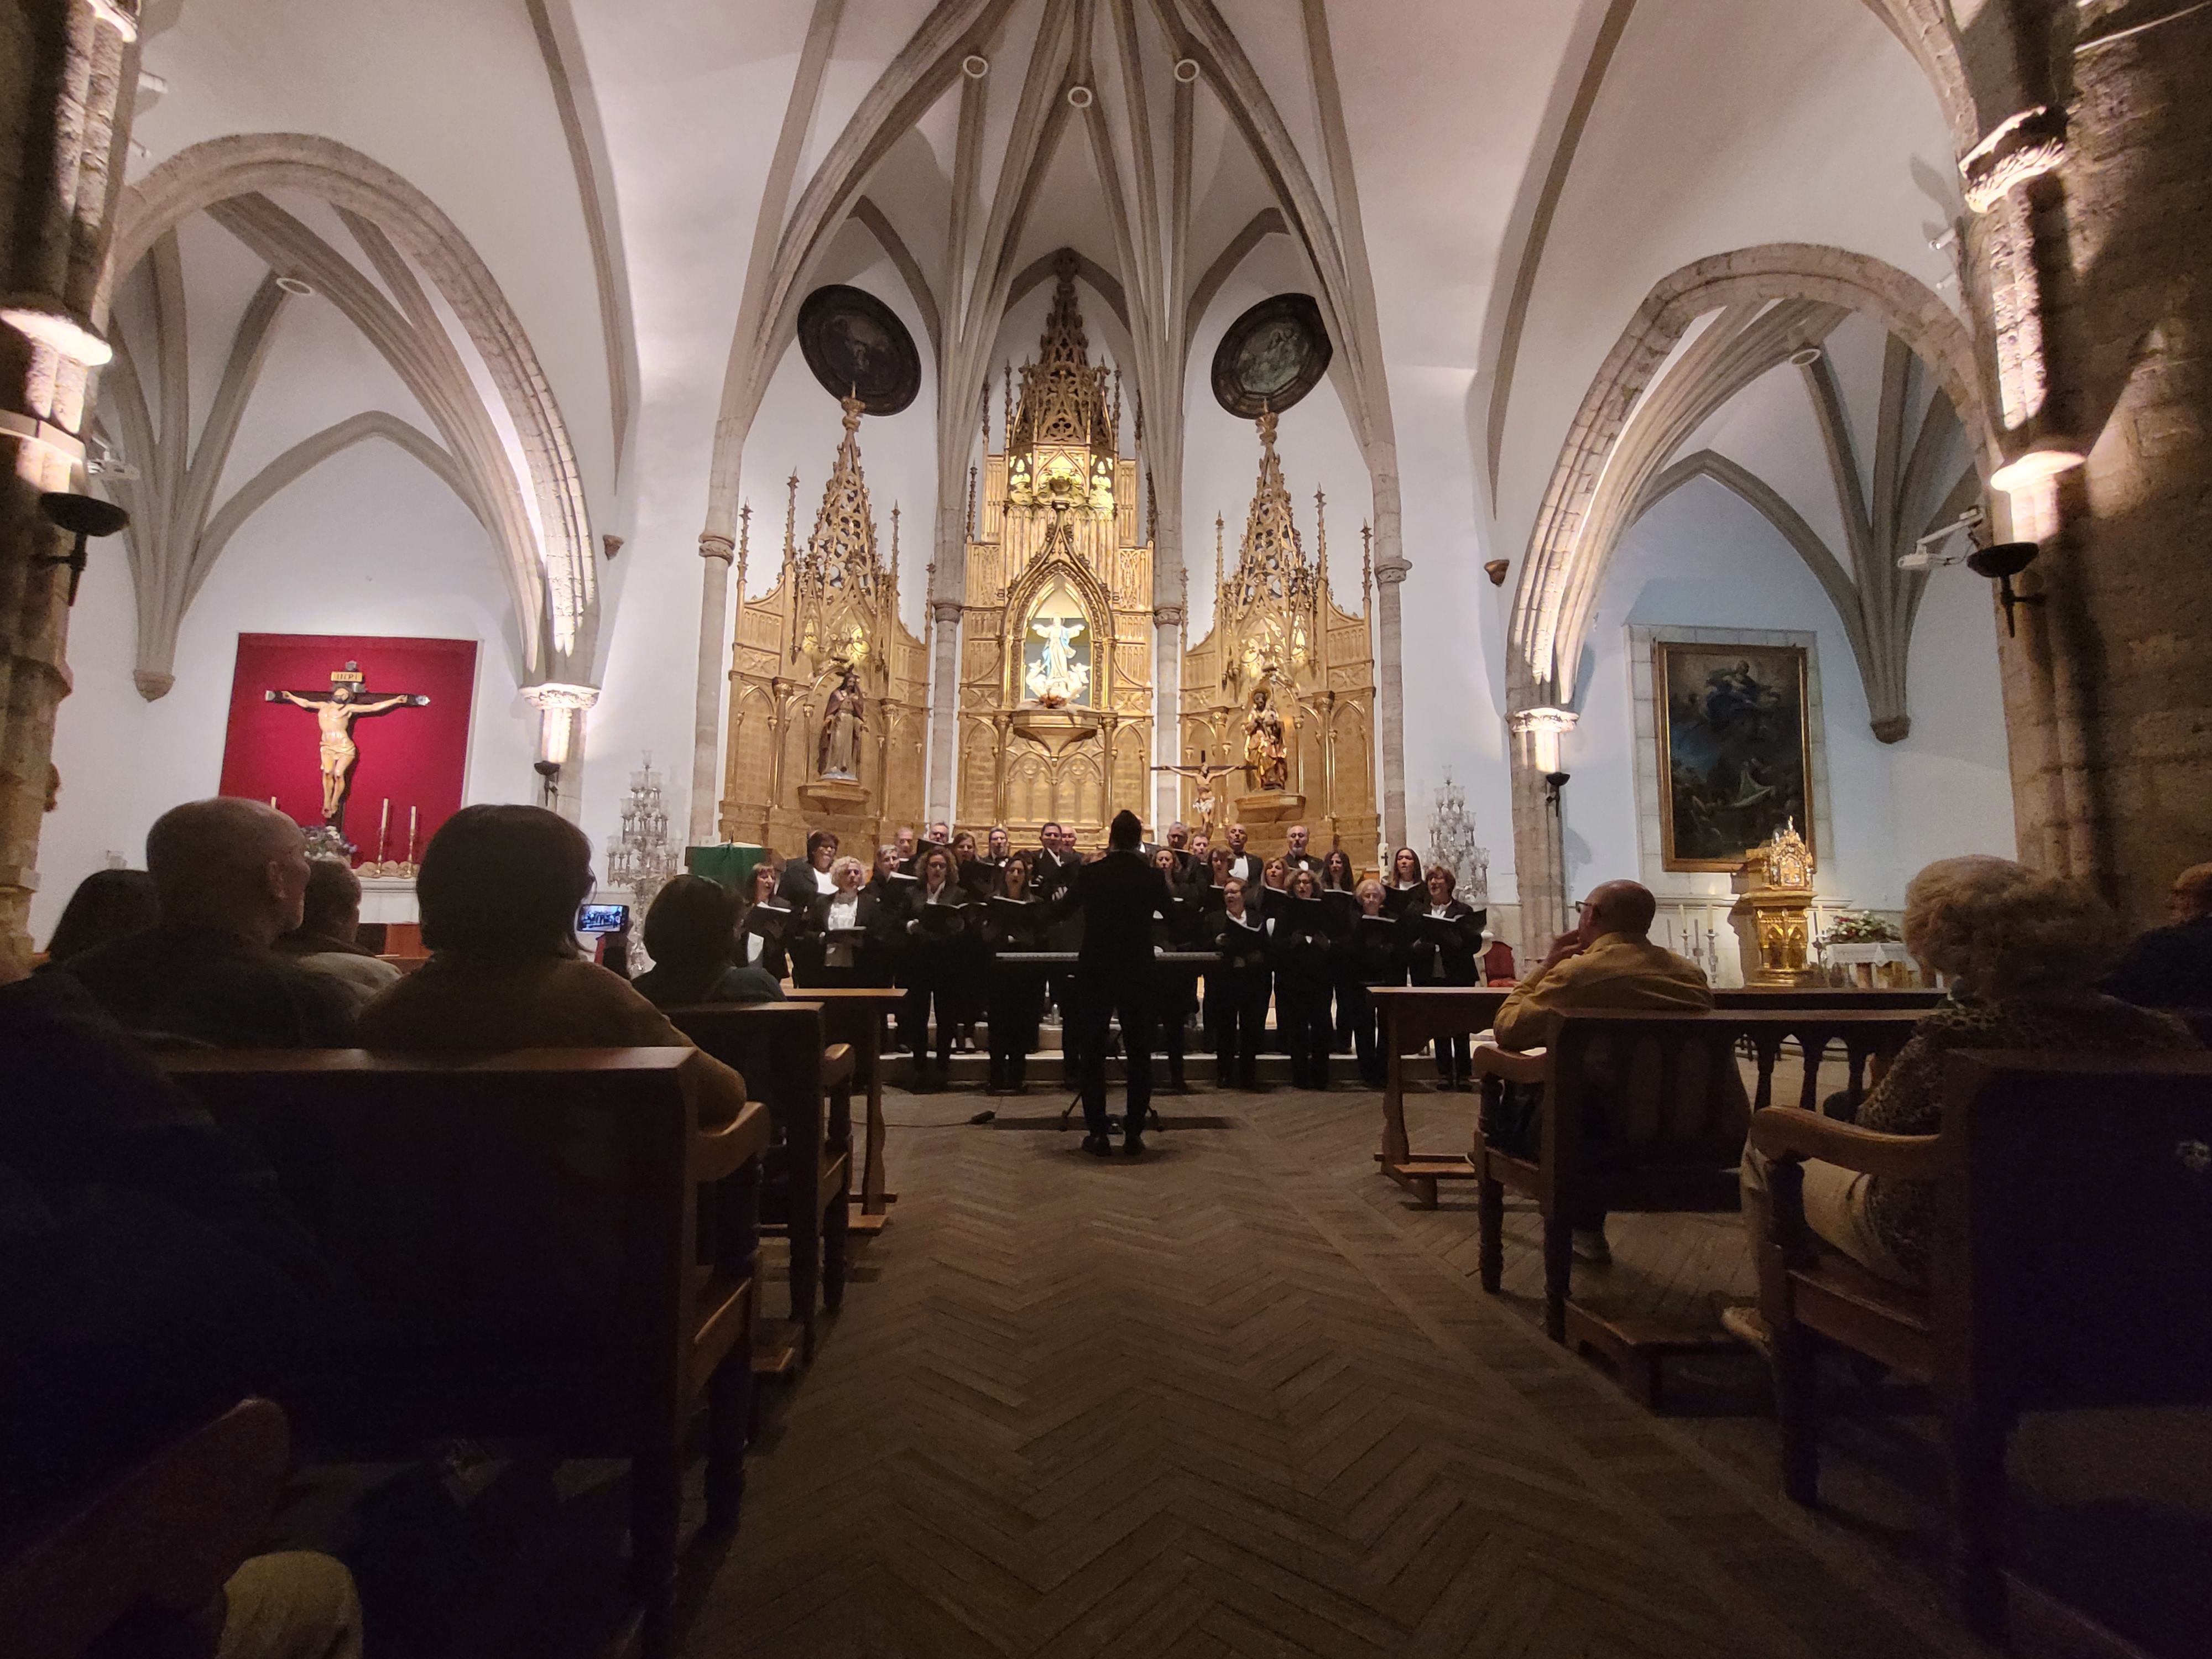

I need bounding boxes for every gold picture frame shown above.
[1653,640,1815,872]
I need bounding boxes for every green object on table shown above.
[687,844,767,893]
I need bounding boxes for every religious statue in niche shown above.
[264,661,429,830]
[1022,590,1092,707]
[1243,684,1288,791]
[815,667,865,780]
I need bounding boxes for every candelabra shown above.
[604,751,681,968]
[1425,770,1490,904]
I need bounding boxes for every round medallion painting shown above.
[796,285,922,415]
[1210,293,1332,419]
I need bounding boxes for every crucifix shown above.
[265,660,430,831]
[1150,750,1241,837]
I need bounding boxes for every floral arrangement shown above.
[1817,910,1901,947]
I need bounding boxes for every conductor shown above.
[1068,809,1173,1157]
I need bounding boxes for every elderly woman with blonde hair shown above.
[1738,855,2197,1309]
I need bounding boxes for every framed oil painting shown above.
[1653,640,1815,870]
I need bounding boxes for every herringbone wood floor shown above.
[684,1087,1978,1659]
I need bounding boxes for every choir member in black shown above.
[984,853,1048,1093]
[1150,848,1201,1091]
[1187,830,1211,875]
[1272,867,1337,1088]
[1067,811,1172,1155]
[800,854,891,987]
[1340,878,1403,1087]
[1397,863,1485,1088]
[980,825,1011,898]
[892,824,918,874]
[779,829,839,907]
[1282,823,1323,876]
[1382,846,1427,917]
[1164,821,1192,874]
[899,848,974,1087]
[1207,878,1271,1089]
[1320,848,1362,1053]
[864,844,916,1047]
[735,858,795,982]
[1221,821,1261,885]
[1030,820,1082,1063]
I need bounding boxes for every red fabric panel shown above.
[218,634,478,865]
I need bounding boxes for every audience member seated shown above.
[1488,879,1716,1262]
[632,875,785,1008]
[355,805,749,1121]
[1735,857,2199,1344]
[39,867,158,969]
[61,799,356,1048]
[2100,859,2212,1010]
[274,857,401,1008]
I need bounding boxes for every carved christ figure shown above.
[1244,685,1288,792]
[265,681,430,826]
[816,669,865,779]
[1151,752,1240,834]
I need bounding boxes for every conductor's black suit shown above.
[1065,848,1173,1139]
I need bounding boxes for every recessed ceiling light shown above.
[274,275,315,296]
[1787,346,1823,367]
[1067,84,1094,108]
[962,53,988,78]
[1173,58,1201,84]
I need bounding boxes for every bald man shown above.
[2101,860,2212,1009]
[1488,880,1717,1262]
[62,797,355,1047]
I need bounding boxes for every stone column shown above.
[1152,604,1182,829]
[925,599,961,825]
[687,531,733,844]
[1370,551,1410,851]
[0,1,140,974]
[523,681,598,824]
[1964,26,2212,926]
[1505,706,1576,961]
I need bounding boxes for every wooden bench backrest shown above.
[1551,1009,1928,1160]
[160,1048,714,1350]
[1713,988,1944,1011]
[1943,1052,2212,1412]
[666,1003,830,1150]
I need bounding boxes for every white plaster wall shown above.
[1565,476,2013,926]
[34,440,535,947]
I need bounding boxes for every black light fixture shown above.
[1543,770,1569,810]
[36,491,129,605]
[1966,540,2043,635]
[533,759,562,807]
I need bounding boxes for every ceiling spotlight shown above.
[1787,346,1823,367]
[274,275,316,296]
[1173,58,1201,83]
[1066,84,1094,108]
[962,53,989,79]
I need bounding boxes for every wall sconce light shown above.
[1483,559,1509,587]
[533,759,562,807]
[1543,769,1570,810]
[36,492,129,604]
[1966,540,2043,635]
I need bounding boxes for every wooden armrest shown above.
[1468,1043,1547,1084]
[1747,1107,1951,1180]
[695,1100,772,1182]
[820,1043,856,1091]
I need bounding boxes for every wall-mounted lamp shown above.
[1542,770,1570,810]
[533,759,562,807]
[36,492,129,604]
[1966,540,2043,635]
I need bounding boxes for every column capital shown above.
[1960,106,2066,215]
[521,681,601,712]
[1152,604,1185,629]
[1371,557,1411,586]
[1506,705,1577,736]
[697,533,735,564]
[931,600,963,625]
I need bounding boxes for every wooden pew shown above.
[0,1399,291,1659]
[1750,1051,2212,1640]
[160,1047,769,1659]
[1462,1009,1926,1392]
[791,985,906,1230]
[666,1003,855,1367]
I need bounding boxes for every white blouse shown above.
[825,893,861,967]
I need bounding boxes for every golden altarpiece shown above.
[954,264,1155,846]
[1180,411,1378,863]
[716,396,929,854]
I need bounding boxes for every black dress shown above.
[1270,900,1335,1089]
[1207,911,1272,1090]
[1397,901,1485,1083]
[899,885,975,1082]
[983,893,1049,1092]
[1339,910,1405,1087]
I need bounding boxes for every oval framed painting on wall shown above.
[1210,293,1332,418]
[796,285,922,415]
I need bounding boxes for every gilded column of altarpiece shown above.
[956,265,1154,848]
[717,396,929,856]
[1180,411,1379,867]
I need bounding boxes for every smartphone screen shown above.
[576,902,630,934]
